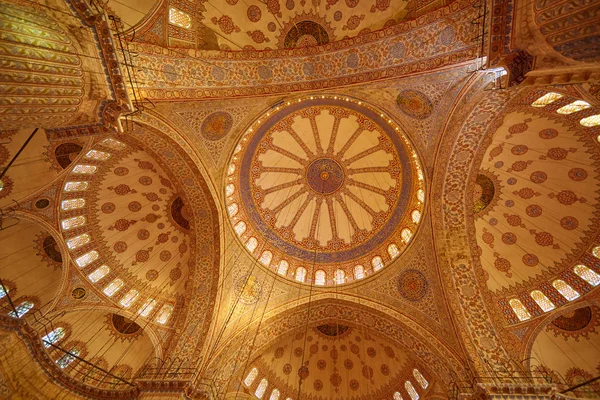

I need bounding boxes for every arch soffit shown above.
[208,296,468,384]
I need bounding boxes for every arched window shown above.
[88,265,109,283]
[394,392,404,400]
[388,243,400,259]
[277,260,289,276]
[64,181,89,192]
[413,369,428,389]
[244,367,258,386]
[295,267,307,282]
[405,381,420,400]
[580,114,600,127]
[255,378,268,399]
[556,100,591,115]
[531,92,563,107]
[169,7,192,28]
[552,280,580,301]
[101,138,126,149]
[72,164,97,174]
[75,250,98,268]
[573,265,600,287]
[417,189,425,203]
[42,327,66,348]
[61,198,85,210]
[530,290,555,312]
[8,301,34,318]
[228,203,238,216]
[0,284,9,299]
[354,265,365,280]
[315,270,326,285]
[234,221,246,236]
[411,210,421,223]
[246,237,258,253]
[156,304,174,324]
[372,256,384,271]
[66,233,90,250]
[401,228,412,243]
[269,389,280,400]
[56,347,80,369]
[85,149,110,160]
[225,183,235,197]
[509,298,531,321]
[103,279,124,297]
[260,251,273,266]
[334,269,345,285]
[227,163,236,176]
[120,289,139,308]
[593,246,600,259]
[138,298,156,317]
[61,216,86,230]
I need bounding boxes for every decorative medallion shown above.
[234,275,262,304]
[278,12,335,49]
[473,171,501,217]
[201,111,233,141]
[547,306,600,341]
[315,324,350,337]
[34,198,50,209]
[35,234,62,269]
[397,269,428,301]
[108,314,143,342]
[226,95,425,285]
[71,287,86,300]
[396,90,434,120]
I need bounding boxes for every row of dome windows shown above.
[508,264,599,322]
[531,92,600,127]
[60,138,173,325]
[244,367,428,400]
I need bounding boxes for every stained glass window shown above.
[269,389,280,400]
[246,237,258,253]
[530,290,555,312]
[101,138,126,149]
[574,265,600,287]
[169,7,192,28]
[227,163,236,176]
[0,285,7,299]
[138,298,156,317]
[388,243,400,259]
[75,250,98,268]
[61,198,85,210]
[354,265,365,280]
[580,114,600,127]
[156,304,173,324]
[228,203,238,216]
[531,92,563,107]
[8,301,34,318]
[401,228,412,243]
[552,279,580,301]
[334,269,345,285]
[66,233,90,250]
[411,210,421,223]
[85,150,111,160]
[405,381,420,400]
[226,183,235,197]
[259,251,272,266]
[593,246,600,259]
[295,267,307,282]
[103,279,124,297]
[0,180,4,192]
[372,256,384,271]
[72,164,97,174]
[120,289,139,308]
[556,100,591,115]
[56,348,80,369]
[234,221,246,236]
[61,216,86,230]
[315,270,326,285]
[277,260,289,276]
[244,367,258,386]
[413,369,428,389]
[88,265,109,283]
[417,189,425,202]
[394,392,404,400]
[509,298,531,321]
[64,181,88,192]
[42,327,65,348]
[255,378,268,399]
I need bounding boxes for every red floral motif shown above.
[113,167,128,176]
[137,229,150,240]
[555,190,579,205]
[539,128,558,139]
[128,201,141,212]
[522,253,539,266]
[513,187,539,199]
[533,231,555,247]
[506,118,531,138]
[488,143,504,161]
[511,144,528,155]
[325,0,339,8]
[265,0,282,17]
[526,204,542,217]
[113,241,127,253]
[504,214,523,226]
[530,171,547,184]
[343,14,365,30]
[568,168,588,181]
[560,216,578,230]
[139,176,152,185]
[101,202,115,213]
[111,219,136,232]
[494,256,512,277]
[540,147,576,160]
[247,5,261,22]
[502,232,517,245]
[361,365,373,380]
[507,160,532,172]
[371,0,391,12]
[211,15,241,34]
[247,30,270,43]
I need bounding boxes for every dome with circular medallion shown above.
[225,95,425,285]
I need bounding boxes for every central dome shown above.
[225,95,425,285]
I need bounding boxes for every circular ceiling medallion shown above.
[225,95,425,285]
